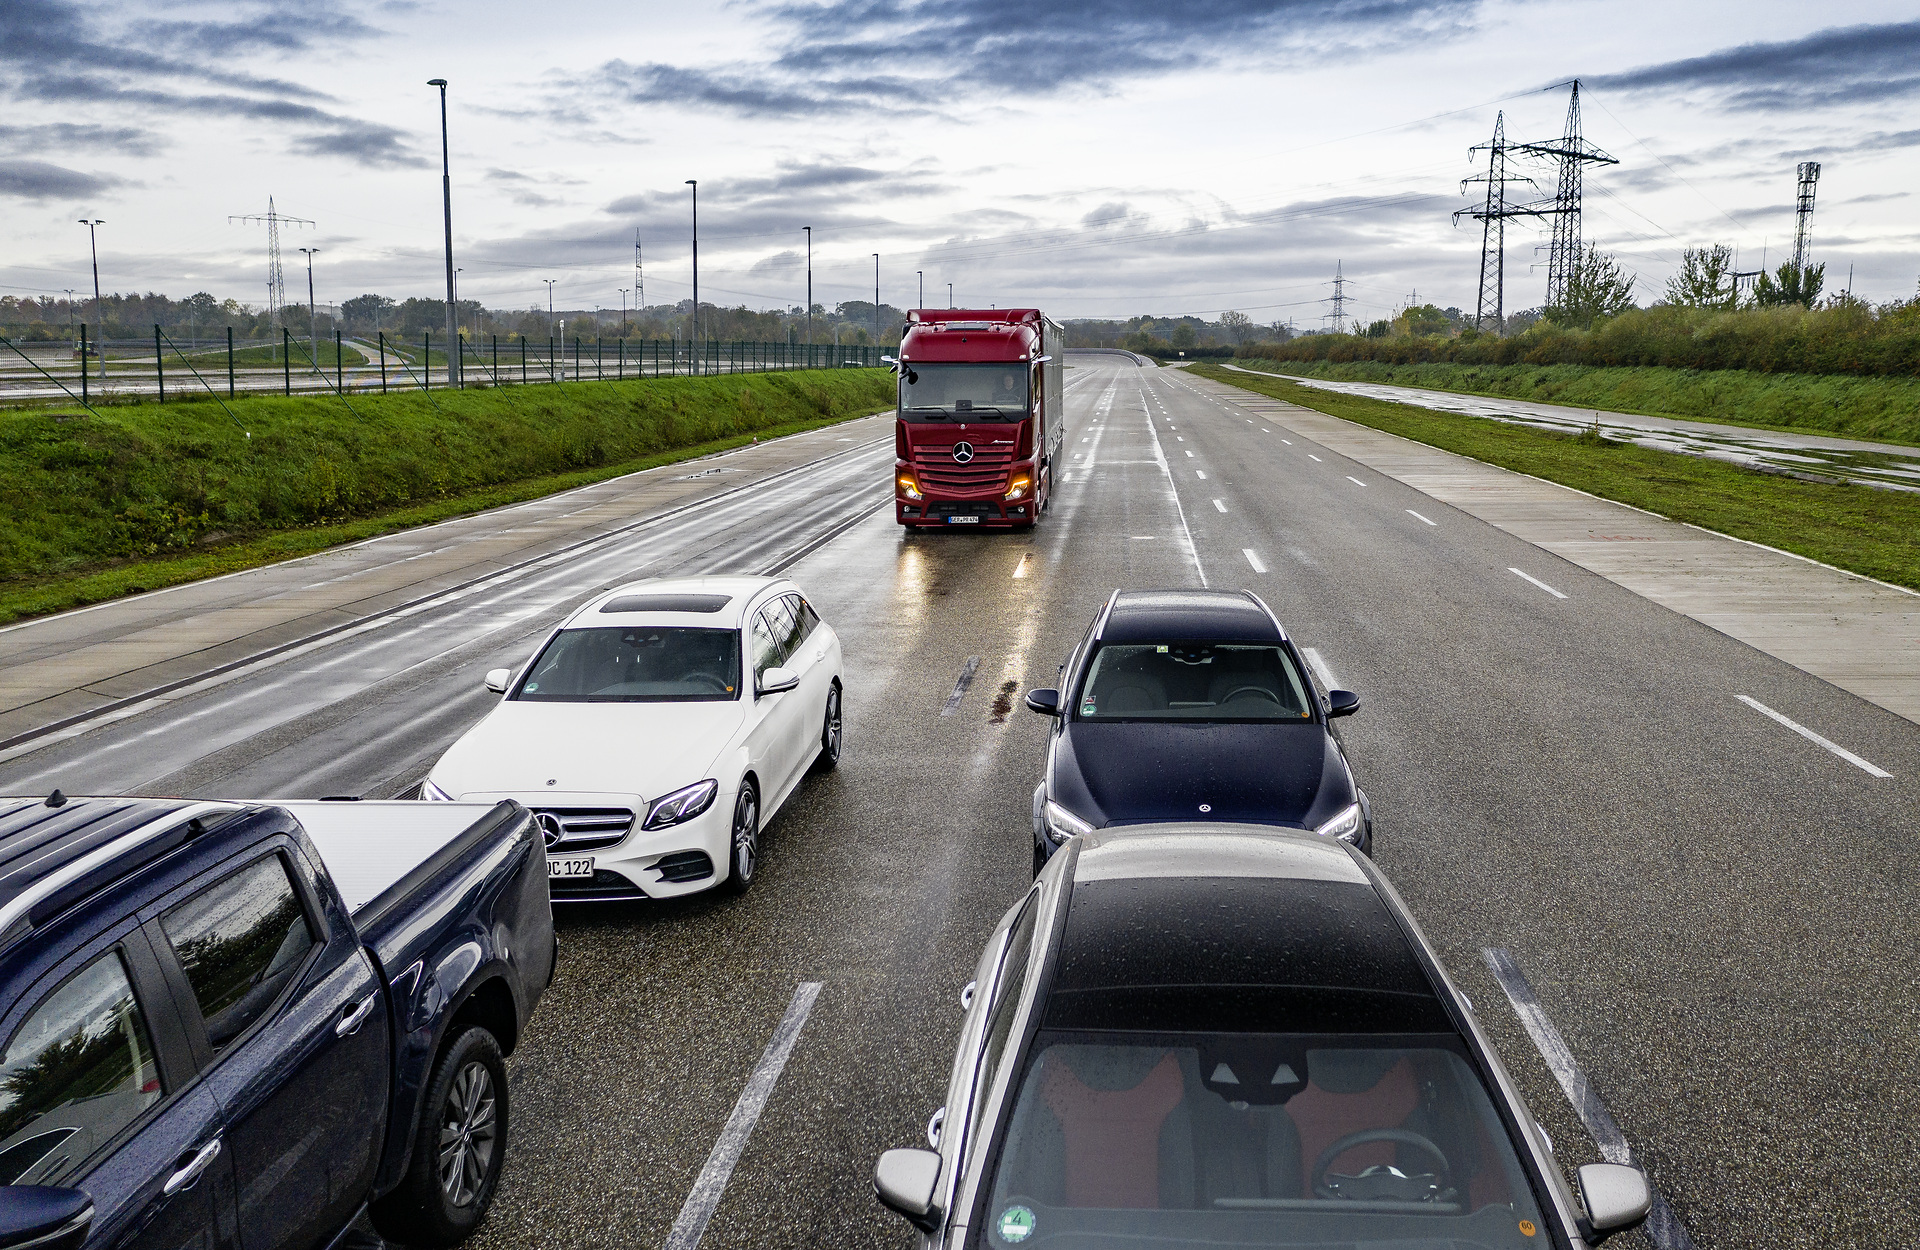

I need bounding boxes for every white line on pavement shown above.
[1407,510,1436,526]
[1212,499,1227,512]
[1307,454,1323,462]
[1011,553,1033,580]
[1346,476,1365,487]
[665,982,825,1250]
[1300,646,1339,692]
[1242,548,1267,573]
[1510,568,1568,599]
[1736,696,1892,778]
[1482,950,1695,1250]
[1184,450,1194,457]
[1196,470,1207,479]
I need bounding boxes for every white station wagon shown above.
[423,575,844,900]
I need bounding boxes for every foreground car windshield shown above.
[899,363,1029,420]
[514,627,741,702]
[978,1034,1548,1250]
[1076,644,1313,720]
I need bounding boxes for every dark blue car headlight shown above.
[1042,800,1096,846]
[1314,802,1363,844]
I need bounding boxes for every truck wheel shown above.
[370,1027,510,1248]
[722,780,760,894]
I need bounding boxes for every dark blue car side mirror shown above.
[1326,690,1360,718]
[0,1188,92,1250]
[1024,688,1060,716]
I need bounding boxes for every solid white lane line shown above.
[1307,454,1323,462]
[1242,549,1267,573]
[942,657,982,716]
[1736,696,1892,777]
[1212,499,1227,512]
[665,982,825,1250]
[1346,476,1365,487]
[1483,950,1696,1250]
[1407,510,1437,526]
[1300,646,1339,692]
[1509,568,1568,599]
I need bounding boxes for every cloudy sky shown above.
[3,0,1917,326]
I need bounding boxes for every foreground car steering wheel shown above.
[1311,1129,1453,1201]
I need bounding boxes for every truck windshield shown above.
[899,363,1029,421]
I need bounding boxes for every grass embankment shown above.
[1231,358,1920,447]
[0,369,893,622]
[1188,363,1920,592]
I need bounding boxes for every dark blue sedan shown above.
[1025,589,1371,870]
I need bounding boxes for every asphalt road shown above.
[4,353,1917,1249]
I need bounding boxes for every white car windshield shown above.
[514,627,741,702]
[977,1035,1549,1250]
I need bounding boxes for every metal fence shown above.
[0,325,885,407]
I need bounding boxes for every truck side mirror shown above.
[0,1188,93,1250]
[873,1148,942,1232]
[1577,1164,1651,1242]
[1024,688,1060,716]
[485,668,512,694]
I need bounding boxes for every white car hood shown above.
[431,699,744,803]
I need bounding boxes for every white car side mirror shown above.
[873,1148,941,1232]
[758,666,799,696]
[1577,1163,1651,1242]
[484,668,512,695]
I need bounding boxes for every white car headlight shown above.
[643,779,720,831]
[420,779,454,801]
[1042,799,1096,846]
[1314,802,1363,844]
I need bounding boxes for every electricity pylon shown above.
[1455,111,1544,333]
[1510,81,1617,309]
[229,198,313,330]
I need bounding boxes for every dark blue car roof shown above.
[1100,590,1283,644]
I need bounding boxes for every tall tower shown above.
[229,198,313,329]
[1511,82,1617,309]
[1791,161,1821,273]
[1326,261,1349,333]
[635,228,645,313]
[1456,111,1543,333]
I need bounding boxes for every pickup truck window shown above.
[0,950,162,1185]
[162,855,316,1055]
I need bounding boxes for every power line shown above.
[1507,81,1618,310]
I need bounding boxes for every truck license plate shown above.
[547,856,594,879]
[946,515,980,524]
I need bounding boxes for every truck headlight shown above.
[1314,802,1363,844]
[1043,799,1096,846]
[420,779,453,801]
[644,779,720,830]
[898,475,922,500]
[1005,476,1031,500]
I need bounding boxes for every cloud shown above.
[0,158,125,200]
[1587,20,1920,111]
[0,122,160,156]
[577,0,1481,120]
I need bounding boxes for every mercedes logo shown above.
[951,441,975,464]
[536,813,564,849]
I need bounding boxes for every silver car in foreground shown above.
[875,824,1652,1250]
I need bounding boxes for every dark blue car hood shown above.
[1050,721,1352,829]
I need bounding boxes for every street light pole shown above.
[685,180,698,374]
[298,247,319,366]
[872,254,880,353]
[542,279,557,381]
[78,219,104,384]
[803,226,812,350]
[428,78,458,387]
[917,270,923,311]
[948,282,953,308]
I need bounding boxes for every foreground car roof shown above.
[567,576,785,629]
[1102,589,1284,643]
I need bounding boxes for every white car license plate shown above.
[947,515,980,524]
[547,856,594,879]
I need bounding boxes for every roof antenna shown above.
[44,789,66,808]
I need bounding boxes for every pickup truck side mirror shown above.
[873,1148,942,1232]
[484,668,512,695]
[1024,688,1060,716]
[1326,689,1360,718]
[758,666,800,696]
[0,1187,93,1250]
[1576,1163,1651,1243]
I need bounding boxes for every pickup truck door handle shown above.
[336,993,378,1037]
[163,1138,222,1196]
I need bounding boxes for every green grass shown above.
[1190,363,1920,592]
[0,368,894,623]
[1232,358,1920,447]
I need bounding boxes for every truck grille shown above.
[914,442,1013,495]
[532,807,633,853]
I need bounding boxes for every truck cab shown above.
[892,309,1065,529]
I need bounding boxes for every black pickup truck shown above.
[0,795,554,1250]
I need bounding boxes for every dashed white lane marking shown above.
[1241,548,1267,573]
[1176,436,1184,442]
[1407,510,1436,526]
[941,657,982,716]
[1184,450,1194,458]
[1300,646,1339,692]
[1509,568,1568,599]
[1212,499,1227,512]
[1483,950,1696,1250]
[1736,696,1892,778]
[665,982,825,1250]
[1012,553,1033,580]
[1346,476,1365,487]
[1196,470,1207,479]
[1307,454,1323,462]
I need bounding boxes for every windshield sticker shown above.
[524,683,538,691]
[1518,1220,1538,1237]
[1080,696,1097,715]
[998,1206,1036,1243]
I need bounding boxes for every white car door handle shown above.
[336,992,378,1037]
[164,1138,222,1196]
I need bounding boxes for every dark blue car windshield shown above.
[1076,644,1312,721]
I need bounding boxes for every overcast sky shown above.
[3,0,1917,327]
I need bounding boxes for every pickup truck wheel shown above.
[722,781,759,895]
[370,1027,509,1248]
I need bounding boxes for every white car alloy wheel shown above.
[819,684,843,771]
[725,781,759,894]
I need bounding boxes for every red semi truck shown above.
[891,308,1066,528]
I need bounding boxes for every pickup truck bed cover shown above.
[274,800,508,919]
